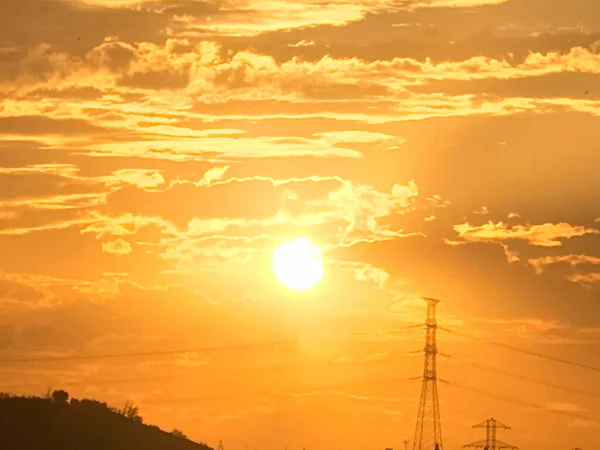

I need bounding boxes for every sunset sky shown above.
[1,0,599,449]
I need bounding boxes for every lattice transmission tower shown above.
[463,418,518,450]
[412,298,443,450]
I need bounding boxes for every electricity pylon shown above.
[412,298,443,450]
[217,441,225,450]
[463,418,518,450]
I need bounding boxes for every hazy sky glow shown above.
[0,0,599,449]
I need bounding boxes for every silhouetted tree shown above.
[120,400,143,422]
[172,429,188,439]
[51,390,69,405]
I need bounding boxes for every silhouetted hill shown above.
[0,391,213,450]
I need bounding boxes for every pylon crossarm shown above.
[493,421,511,430]
[463,419,517,449]
[463,439,490,448]
[472,420,490,428]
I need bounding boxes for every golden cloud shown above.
[0,192,108,211]
[131,176,422,274]
[528,254,600,274]
[84,134,364,160]
[569,273,600,286]
[80,213,176,239]
[4,41,600,145]
[0,164,82,178]
[6,40,600,99]
[105,169,167,190]
[63,0,508,36]
[453,221,599,247]
[194,166,231,187]
[528,254,600,287]
[102,238,133,256]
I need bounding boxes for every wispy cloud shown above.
[452,221,598,247]
[528,254,600,273]
[102,239,133,256]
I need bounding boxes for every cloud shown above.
[288,40,316,48]
[6,42,600,160]
[102,239,133,256]
[411,0,507,6]
[0,192,108,211]
[528,254,600,274]
[453,221,599,247]
[6,40,600,112]
[314,131,404,149]
[0,167,421,253]
[528,254,600,287]
[544,402,589,413]
[106,169,166,190]
[194,166,231,187]
[0,210,175,239]
[85,131,401,164]
[85,134,364,160]
[80,214,176,240]
[568,272,600,287]
[351,263,391,289]
[122,175,423,275]
[0,164,82,178]
[0,217,99,237]
[35,0,511,40]
[318,179,420,243]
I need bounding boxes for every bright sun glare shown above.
[272,237,324,291]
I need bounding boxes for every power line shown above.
[0,350,422,392]
[445,382,600,426]
[439,327,600,373]
[351,323,424,336]
[445,356,600,400]
[0,324,424,365]
[0,340,293,364]
[143,376,418,405]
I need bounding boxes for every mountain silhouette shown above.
[0,390,213,450]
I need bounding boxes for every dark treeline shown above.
[0,390,212,450]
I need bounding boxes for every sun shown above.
[272,237,324,290]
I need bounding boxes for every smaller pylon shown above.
[463,418,517,450]
[217,441,225,450]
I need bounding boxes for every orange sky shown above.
[0,0,599,449]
